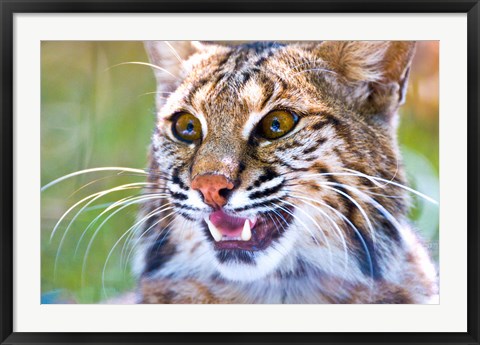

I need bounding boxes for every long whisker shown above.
[164,41,187,69]
[287,59,333,73]
[280,199,330,247]
[121,204,175,270]
[128,211,180,273]
[264,205,284,236]
[107,61,181,81]
[54,192,168,280]
[119,170,169,179]
[273,199,334,267]
[251,203,294,264]
[83,202,119,212]
[287,175,427,244]
[67,175,126,199]
[123,210,178,275]
[292,67,338,77]
[120,204,167,271]
[144,215,179,267]
[41,167,148,192]
[320,184,377,243]
[123,209,188,276]
[280,167,436,204]
[323,182,404,235]
[287,192,350,272]
[289,191,375,300]
[303,171,438,205]
[342,167,400,190]
[80,194,170,286]
[73,192,169,256]
[136,92,171,100]
[358,189,407,199]
[102,209,175,298]
[49,182,153,242]
[73,194,141,257]
[101,226,135,299]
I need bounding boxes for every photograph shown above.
[41,40,439,304]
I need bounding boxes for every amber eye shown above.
[257,110,298,140]
[172,112,202,143]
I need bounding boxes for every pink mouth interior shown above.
[209,210,256,238]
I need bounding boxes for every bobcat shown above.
[133,41,438,304]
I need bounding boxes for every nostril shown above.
[191,174,235,208]
[218,187,233,200]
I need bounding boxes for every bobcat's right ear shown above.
[312,41,416,121]
[144,41,202,105]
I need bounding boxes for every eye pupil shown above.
[257,110,298,140]
[271,118,281,131]
[172,113,202,143]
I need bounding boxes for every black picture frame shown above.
[1,1,479,344]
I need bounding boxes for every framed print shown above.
[1,1,479,344]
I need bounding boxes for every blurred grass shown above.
[41,42,155,303]
[399,41,440,257]
[41,41,439,303]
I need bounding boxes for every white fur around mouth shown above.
[204,217,253,242]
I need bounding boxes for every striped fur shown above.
[134,41,437,304]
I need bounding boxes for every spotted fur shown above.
[134,41,438,304]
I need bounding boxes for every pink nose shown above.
[191,174,234,209]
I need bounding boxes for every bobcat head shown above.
[136,41,419,285]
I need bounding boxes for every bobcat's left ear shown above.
[144,41,199,89]
[144,41,225,108]
[316,41,416,120]
[372,41,416,114]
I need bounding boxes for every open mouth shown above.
[203,208,293,251]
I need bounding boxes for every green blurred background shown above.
[41,41,439,303]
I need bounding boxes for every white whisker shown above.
[102,208,175,298]
[67,175,123,199]
[320,184,377,243]
[164,41,187,69]
[129,214,178,272]
[41,167,147,192]
[73,195,141,256]
[305,171,438,205]
[54,192,167,280]
[289,191,376,300]
[73,193,169,256]
[122,205,175,270]
[136,91,172,100]
[292,67,338,77]
[325,182,405,236]
[342,167,400,190]
[288,192,350,272]
[107,61,181,81]
[274,199,334,267]
[50,182,152,242]
[80,195,170,287]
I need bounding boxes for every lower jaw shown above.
[207,207,294,252]
[213,237,273,251]
[211,221,280,251]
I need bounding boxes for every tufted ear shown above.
[314,41,416,120]
[144,41,203,106]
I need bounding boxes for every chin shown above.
[212,227,300,282]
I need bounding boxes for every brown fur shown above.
[134,41,438,304]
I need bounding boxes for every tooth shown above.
[204,218,222,242]
[241,219,252,241]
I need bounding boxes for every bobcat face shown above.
[140,41,415,282]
